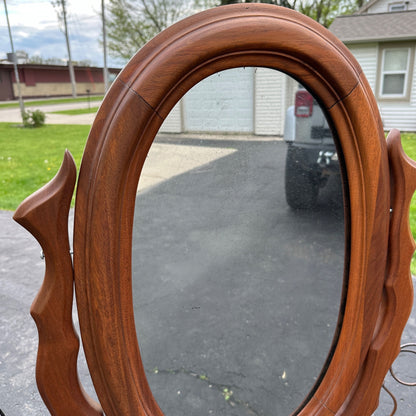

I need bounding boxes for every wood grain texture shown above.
[10,4,397,416]
[337,129,415,414]
[72,4,406,415]
[13,151,103,416]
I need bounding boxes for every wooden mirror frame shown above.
[13,4,415,416]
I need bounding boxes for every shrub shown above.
[23,109,46,128]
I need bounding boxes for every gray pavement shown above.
[1,104,416,415]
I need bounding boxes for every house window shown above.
[388,2,408,11]
[380,47,411,98]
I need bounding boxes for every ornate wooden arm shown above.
[13,151,103,416]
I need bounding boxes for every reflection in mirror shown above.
[132,68,346,415]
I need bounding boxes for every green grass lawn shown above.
[400,133,416,274]
[51,106,100,115]
[1,122,416,272]
[401,132,416,159]
[0,123,90,210]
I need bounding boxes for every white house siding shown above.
[348,44,378,91]
[366,0,416,13]
[287,76,297,110]
[159,101,182,133]
[367,0,393,13]
[379,102,416,130]
[254,68,295,136]
[183,67,254,133]
[347,42,416,131]
[378,58,416,130]
[377,60,416,131]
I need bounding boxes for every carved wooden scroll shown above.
[13,151,103,416]
[13,4,414,416]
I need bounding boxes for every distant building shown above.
[0,63,121,101]
[6,1,414,134]
[330,0,416,131]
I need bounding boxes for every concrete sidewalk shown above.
[0,100,101,125]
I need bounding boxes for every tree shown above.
[298,0,361,27]
[51,0,77,97]
[107,0,362,61]
[107,0,194,61]
[219,0,362,27]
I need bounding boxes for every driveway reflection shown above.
[132,135,345,416]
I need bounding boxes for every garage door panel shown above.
[183,67,254,133]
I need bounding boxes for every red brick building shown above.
[0,64,121,101]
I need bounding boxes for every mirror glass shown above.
[132,68,346,415]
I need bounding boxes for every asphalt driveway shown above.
[1,131,415,415]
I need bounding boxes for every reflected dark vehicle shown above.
[284,87,340,209]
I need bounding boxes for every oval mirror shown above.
[70,4,413,416]
[132,69,345,416]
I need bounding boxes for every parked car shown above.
[283,87,339,209]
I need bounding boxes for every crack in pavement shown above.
[147,367,262,415]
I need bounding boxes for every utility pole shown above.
[53,0,77,97]
[62,0,77,97]
[102,0,109,93]
[3,0,25,122]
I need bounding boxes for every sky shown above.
[0,0,123,68]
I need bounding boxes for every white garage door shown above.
[183,67,254,133]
